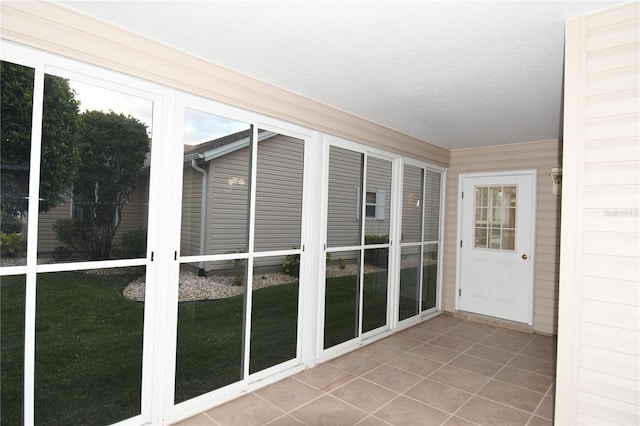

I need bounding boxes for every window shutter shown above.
[376,190,385,220]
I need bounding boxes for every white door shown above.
[459,172,535,324]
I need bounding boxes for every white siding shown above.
[556,3,640,425]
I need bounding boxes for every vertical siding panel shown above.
[557,4,640,425]
[442,140,562,334]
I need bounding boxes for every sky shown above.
[70,80,249,145]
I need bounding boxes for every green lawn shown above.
[1,268,433,425]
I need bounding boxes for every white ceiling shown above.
[58,1,622,150]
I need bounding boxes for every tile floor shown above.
[173,315,556,426]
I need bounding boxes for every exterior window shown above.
[358,189,386,220]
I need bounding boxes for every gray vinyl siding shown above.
[442,140,562,335]
[401,165,423,243]
[327,146,363,248]
[364,156,392,240]
[181,166,203,256]
[253,134,304,253]
[116,173,149,240]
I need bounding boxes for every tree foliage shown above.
[0,61,80,215]
[54,111,149,260]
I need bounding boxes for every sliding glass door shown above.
[323,143,394,351]
[173,102,307,405]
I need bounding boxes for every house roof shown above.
[184,129,276,162]
[57,1,624,150]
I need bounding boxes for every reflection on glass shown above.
[424,170,441,242]
[34,268,146,424]
[327,147,363,248]
[254,132,304,252]
[324,250,360,349]
[1,275,25,424]
[422,245,438,311]
[249,257,299,373]
[175,260,246,403]
[402,165,423,243]
[37,77,153,263]
[398,246,420,321]
[182,110,252,258]
[364,157,391,244]
[474,185,516,251]
[362,249,388,332]
[1,62,34,267]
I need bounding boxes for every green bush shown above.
[117,228,147,259]
[282,247,300,277]
[0,212,24,234]
[364,234,388,245]
[0,232,26,258]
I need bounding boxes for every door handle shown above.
[522,254,528,260]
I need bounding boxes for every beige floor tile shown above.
[428,315,466,328]
[456,396,531,426]
[374,395,449,425]
[477,379,544,413]
[356,415,392,426]
[256,377,323,412]
[465,344,515,364]
[527,415,553,426]
[445,327,489,343]
[455,321,497,336]
[429,335,475,352]
[448,354,504,377]
[328,351,382,376]
[289,395,367,426]
[398,324,441,342]
[411,343,460,363]
[362,364,422,393]
[519,343,556,362]
[479,333,529,353]
[330,378,398,413]
[387,352,443,377]
[170,413,215,425]
[428,365,489,393]
[535,394,555,420]
[529,335,557,347]
[405,379,472,413]
[265,414,305,425]
[293,363,351,390]
[491,328,534,343]
[205,393,284,426]
[378,334,423,351]
[443,416,478,425]
[494,366,554,393]
[356,341,405,363]
[508,355,555,377]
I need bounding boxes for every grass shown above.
[1,267,435,424]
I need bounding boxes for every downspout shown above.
[191,158,208,276]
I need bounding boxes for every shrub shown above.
[282,247,300,277]
[0,212,24,234]
[118,228,147,259]
[0,232,26,258]
[52,246,72,261]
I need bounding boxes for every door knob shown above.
[522,254,528,260]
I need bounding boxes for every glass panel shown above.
[423,170,441,242]
[489,229,501,249]
[1,274,25,424]
[475,185,517,251]
[1,62,34,267]
[37,78,153,263]
[327,147,363,248]
[182,109,251,257]
[175,260,246,403]
[502,230,515,251]
[474,227,488,248]
[254,132,304,252]
[398,246,420,321]
[249,256,299,373]
[364,157,391,244]
[324,250,360,349]
[401,165,423,243]
[421,244,438,311]
[362,248,388,332]
[34,267,146,424]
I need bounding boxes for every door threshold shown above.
[453,310,533,333]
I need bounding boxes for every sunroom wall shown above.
[442,139,562,335]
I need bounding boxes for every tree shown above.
[53,111,149,260]
[0,61,80,216]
